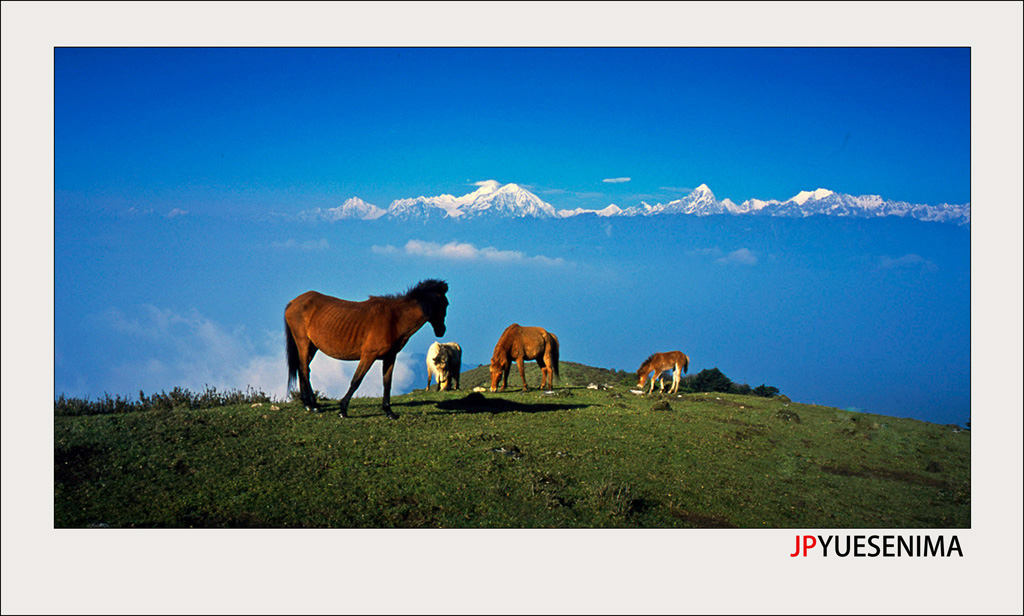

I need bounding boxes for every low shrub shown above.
[54,386,272,416]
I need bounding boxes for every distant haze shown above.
[56,211,970,426]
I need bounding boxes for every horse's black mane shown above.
[372,279,449,301]
[404,279,448,300]
[403,279,448,319]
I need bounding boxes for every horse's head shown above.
[434,356,451,390]
[409,279,448,337]
[636,361,654,389]
[432,348,450,373]
[636,355,657,389]
[488,361,504,392]
[428,297,448,337]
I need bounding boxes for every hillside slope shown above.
[55,364,970,528]
[457,361,634,391]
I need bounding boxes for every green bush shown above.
[681,367,733,393]
[752,384,780,398]
[676,370,782,398]
[54,386,272,416]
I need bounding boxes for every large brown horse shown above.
[285,279,449,419]
[636,350,690,394]
[489,324,560,392]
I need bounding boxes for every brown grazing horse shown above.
[636,350,690,394]
[285,279,449,419]
[489,324,560,392]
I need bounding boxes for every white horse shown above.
[426,341,462,391]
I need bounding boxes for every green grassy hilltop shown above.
[54,362,970,528]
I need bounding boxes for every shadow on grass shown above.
[406,392,587,416]
[305,390,587,419]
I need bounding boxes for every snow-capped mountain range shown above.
[299,181,970,225]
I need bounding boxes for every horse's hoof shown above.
[338,412,348,419]
[386,412,399,420]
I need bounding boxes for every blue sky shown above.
[56,47,970,216]
[51,46,977,424]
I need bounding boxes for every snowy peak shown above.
[642,184,724,216]
[790,188,835,206]
[472,179,501,193]
[740,198,779,212]
[464,180,501,201]
[463,182,558,218]
[299,196,386,221]
[374,181,558,220]
[557,203,623,218]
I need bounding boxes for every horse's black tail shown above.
[551,333,561,384]
[286,317,299,393]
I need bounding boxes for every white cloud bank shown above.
[103,305,416,401]
[373,239,567,266]
[716,248,758,266]
[271,238,331,251]
[602,177,631,183]
[687,246,758,265]
[878,253,938,271]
